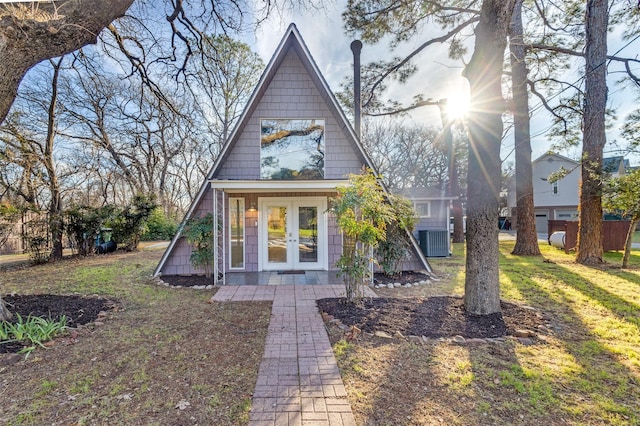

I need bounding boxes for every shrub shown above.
[332,170,393,303]
[108,194,157,251]
[183,213,215,278]
[142,208,177,241]
[65,205,114,256]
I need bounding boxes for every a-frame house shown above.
[154,24,431,282]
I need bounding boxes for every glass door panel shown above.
[259,198,326,271]
[297,206,318,264]
[267,206,287,263]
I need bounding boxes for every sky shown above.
[242,1,640,167]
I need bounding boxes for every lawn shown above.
[2,242,639,425]
[0,248,271,425]
[329,241,640,425]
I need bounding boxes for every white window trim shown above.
[413,200,431,218]
[552,181,559,195]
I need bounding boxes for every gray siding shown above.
[414,199,450,231]
[160,189,214,276]
[215,50,363,180]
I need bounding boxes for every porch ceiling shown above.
[209,179,349,193]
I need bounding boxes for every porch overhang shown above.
[209,179,350,193]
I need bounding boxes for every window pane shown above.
[230,198,244,269]
[415,202,430,217]
[298,206,318,263]
[267,206,287,263]
[260,119,325,180]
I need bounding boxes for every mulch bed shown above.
[317,296,545,339]
[159,275,214,287]
[160,271,431,287]
[373,271,431,285]
[1,294,118,354]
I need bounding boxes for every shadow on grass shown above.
[334,243,639,424]
[498,252,640,422]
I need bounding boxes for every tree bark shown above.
[462,0,515,315]
[622,218,638,268]
[0,0,134,124]
[509,0,540,256]
[46,58,64,260]
[576,0,608,265]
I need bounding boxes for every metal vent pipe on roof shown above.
[350,40,362,141]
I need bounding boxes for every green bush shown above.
[108,194,158,251]
[377,193,417,277]
[332,170,393,303]
[183,213,215,278]
[142,208,177,241]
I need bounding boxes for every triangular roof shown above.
[210,23,377,178]
[154,24,431,276]
[603,156,629,174]
[533,151,579,165]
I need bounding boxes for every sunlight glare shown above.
[445,91,471,121]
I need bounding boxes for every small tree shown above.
[109,194,157,251]
[183,213,215,278]
[24,215,50,264]
[603,169,640,268]
[332,170,393,303]
[377,193,417,277]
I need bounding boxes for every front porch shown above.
[221,270,343,286]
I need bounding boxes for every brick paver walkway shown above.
[212,285,376,426]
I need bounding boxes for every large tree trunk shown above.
[462,0,515,315]
[576,0,608,265]
[46,59,64,260]
[0,0,134,124]
[509,0,541,256]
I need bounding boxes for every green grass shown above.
[333,240,640,425]
[493,242,639,423]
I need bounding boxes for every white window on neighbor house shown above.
[552,181,559,195]
[414,201,431,218]
[556,210,578,220]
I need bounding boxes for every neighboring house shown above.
[603,156,629,178]
[394,187,455,257]
[154,24,432,281]
[508,152,630,234]
[0,210,48,255]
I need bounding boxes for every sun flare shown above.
[445,92,471,121]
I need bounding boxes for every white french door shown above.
[258,197,327,271]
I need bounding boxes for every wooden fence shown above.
[547,220,630,253]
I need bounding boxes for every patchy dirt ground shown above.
[0,249,271,425]
[317,296,546,339]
